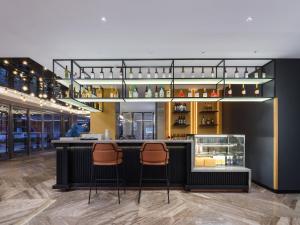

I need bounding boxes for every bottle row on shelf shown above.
[174,115,188,126]
[174,103,188,112]
[57,85,261,99]
[200,116,216,127]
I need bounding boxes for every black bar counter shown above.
[52,139,250,192]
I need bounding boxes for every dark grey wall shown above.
[222,101,274,189]
[275,59,300,191]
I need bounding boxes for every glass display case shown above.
[192,134,245,171]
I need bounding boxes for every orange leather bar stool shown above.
[138,142,170,204]
[88,143,124,204]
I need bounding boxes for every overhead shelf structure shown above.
[53,58,276,110]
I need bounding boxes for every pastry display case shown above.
[191,134,245,171]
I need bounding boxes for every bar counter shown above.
[52,139,250,192]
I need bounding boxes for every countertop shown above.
[51,138,193,144]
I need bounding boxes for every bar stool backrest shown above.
[140,142,169,165]
[92,143,120,165]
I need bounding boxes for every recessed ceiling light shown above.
[101,17,107,22]
[246,16,253,22]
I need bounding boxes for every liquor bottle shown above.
[154,86,159,98]
[115,89,119,98]
[227,84,232,96]
[241,84,246,95]
[254,68,259,78]
[201,116,206,125]
[254,84,260,96]
[87,86,92,97]
[64,66,69,79]
[202,88,208,98]
[134,87,139,98]
[128,86,133,98]
[178,90,185,97]
[183,103,187,111]
[159,87,165,98]
[147,86,152,98]
[188,89,193,97]
[110,88,114,98]
[194,89,200,97]
[73,87,77,98]
[210,89,219,97]
[183,116,186,125]
[96,88,102,98]
[145,86,148,98]
[166,89,171,98]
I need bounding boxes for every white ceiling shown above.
[1,0,300,70]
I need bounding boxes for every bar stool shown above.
[88,143,124,204]
[138,142,170,204]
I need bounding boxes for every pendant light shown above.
[254,67,259,78]
[110,67,113,79]
[255,84,260,96]
[227,84,232,96]
[154,68,158,78]
[168,67,172,78]
[211,67,215,78]
[261,69,266,78]
[191,67,195,78]
[162,67,166,78]
[234,67,239,78]
[100,67,104,79]
[244,67,249,78]
[201,67,205,78]
[147,68,151,79]
[129,67,133,79]
[241,84,246,95]
[138,67,142,78]
[181,66,185,78]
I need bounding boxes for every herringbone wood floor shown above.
[0,151,300,225]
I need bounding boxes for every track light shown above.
[154,68,158,78]
[234,67,239,78]
[201,67,205,78]
[138,67,142,78]
[211,67,215,78]
[244,67,249,78]
[129,67,133,79]
[147,68,151,79]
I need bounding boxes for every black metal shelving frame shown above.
[53,58,276,111]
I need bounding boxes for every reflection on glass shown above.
[30,111,43,151]
[143,112,154,140]
[43,114,53,148]
[0,104,8,154]
[13,108,28,152]
[53,114,61,140]
[133,113,142,140]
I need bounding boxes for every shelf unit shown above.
[53,58,275,111]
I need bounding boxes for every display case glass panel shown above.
[192,134,245,171]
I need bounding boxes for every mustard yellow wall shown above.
[90,102,116,139]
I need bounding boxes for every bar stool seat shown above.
[138,142,170,204]
[88,142,125,204]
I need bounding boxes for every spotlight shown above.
[22,60,28,65]
[30,70,35,74]
[22,85,28,91]
[3,60,9,65]
[13,70,18,75]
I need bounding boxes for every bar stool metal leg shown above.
[88,165,94,204]
[138,164,143,204]
[115,165,120,204]
[166,164,170,204]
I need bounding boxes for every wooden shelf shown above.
[199,110,219,113]
[199,124,218,128]
[173,124,190,127]
[173,110,190,113]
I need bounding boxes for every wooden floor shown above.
[0,152,300,225]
